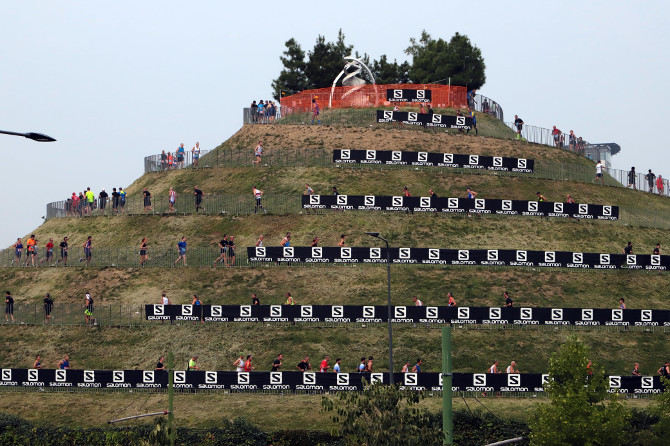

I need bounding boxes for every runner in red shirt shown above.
[41,238,55,266]
[320,355,330,372]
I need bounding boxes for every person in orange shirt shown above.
[26,235,37,267]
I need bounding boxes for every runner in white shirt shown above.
[413,296,423,306]
[161,292,170,305]
[595,160,604,185]
[506,361,518,373]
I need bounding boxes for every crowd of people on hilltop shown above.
[158,142,202,170]
[250,100,278,124]
[64,187,127,216]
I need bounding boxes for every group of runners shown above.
[65,187,127,216]
[12,235,91,267]
[4,291,94,325]
[159,142,201,170]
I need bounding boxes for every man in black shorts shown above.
[143,188,152,213]
[44,293,54,322]
[194,186,204,212]
[59,237,68,266]
[5,291,14,323]
[98,189,108,214]
[514,115,524,140]
[111,188,120,213]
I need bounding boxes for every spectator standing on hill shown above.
[86,188,95,213]
[656,175,664,195]
[160,150,167,170]
[5,291,14,323]
[111,188,120,213]
[44,293,54,322]
[139,237,148,266]
[192,142,200,168]
[58,237,68,266]
[646,169,656,193]
[653,243,661,255]
[119,187,126,213]
[297,356,311,372]
[627,167,637,190]
[624,241,633,254]
[504,291,513,307]
[514,115,524,140]
[253,187,265,214]
[253,141,263,167]
[83,236,93,266]
[98,189,108,214]
[143,188,152,213]
[194,186,204,212]
[311,99,320,125]
[257,100,265,123]
[168,187,177,213]
[568,130,576,151]
[214,235,228,266]
[250,100,258,123]
[175,236,187,266]
[177,143,186,168]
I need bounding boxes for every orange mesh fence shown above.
[280,84,467,111]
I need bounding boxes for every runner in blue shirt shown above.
[175,236,187,266]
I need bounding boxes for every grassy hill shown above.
[0,117,668,431]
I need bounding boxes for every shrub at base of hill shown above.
[321,380,444,445]
[529,335,631,446]
[0,414,341,446]
[452,409,529,446]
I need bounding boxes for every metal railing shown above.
[144,150,210,173]
[472,93,504,121]
[243,106,282,125]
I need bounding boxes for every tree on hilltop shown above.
[271,38,309,101]
[405,30,486,90]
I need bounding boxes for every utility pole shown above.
[442,326,453,445]
[168,352,175,446]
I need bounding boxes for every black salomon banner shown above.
[386,88,432,103]
[301,195,618,220]
[0,369,664,394]
[247,246,665,270]
[333,149,535,173]
[377,110,472,129]
[146,304,670,327]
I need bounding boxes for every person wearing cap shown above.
[98,188,108,214]
[188,355,199,371]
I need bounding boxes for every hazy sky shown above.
[2,1,668,247]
